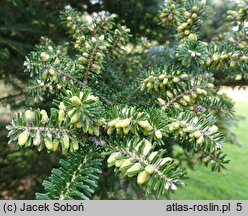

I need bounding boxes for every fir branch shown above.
[36,147,103,200]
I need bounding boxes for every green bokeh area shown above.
[172,100,248,200]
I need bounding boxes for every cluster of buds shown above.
[78,35,106,75]
[60,91,105,136]
[141,72,190,92]
[64,9,86,39]
[24,49,68,103]
[159,2,179,26]
[107,118,163,139]
[206,51,248,69]
[177,1,206,40]
[158,83,213,111]
[227,3,248,26]
[107,139,177,188]
[74,35,86,51]
[107,107,164,140]
[63,8,117,51]
[229,32,248,48]
[8,109,79,154]
[168,116,219,146]
[107,25,130,58]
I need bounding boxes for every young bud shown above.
[196,88,203,95]
[107,127,114,135]
[108,119,118,127]
[201,0,206,6]
[52,140,59,151]
[181,23,188,29]
[192,6,199,12]
[70,113,81,124]
[196,135,204,145]
[183,95,191,103]
[70,96,81,106]
[115,159,125,168]
[78,57,87,63]
[125,28,131,33]
[193,130,202,138]
[158,74,165,80]
[86,95,99,101]
[187,18,193,24]
[127,163,141,177]
[173,77,179,83]
[119,119,131,128]
[25,110,35,122]
[44,139,53,150]
[85,42,91,49]
[192,13,198,19]
[40,52,49,61]
[207,83,214,88]
[107,153,120,164]
[59,102,65,110]
[137,171,149,185]
[155,130,162,139]
[184,30,190,35]
[72,140,79,151]
[123,126,130,135]
[163,78,168,85]
[120,159,132,169]
[157,98,165,105]
[144,125,153,132]
[99,35,105,41]
[62,135,70,150]
[48,68,55,76]
[40,110,49,124]
[75,121,82,129]
[67,16,72,21]
[58,109,65,122]
[138,120,150,128]
[18,129,29,146]
[213,54,219,61]
[166,91,173,98]
[91,37,97,43]
[184,11,191,18]
[188,33,198,40]
[145,165,155,174]
[208,125,218,133]
[33,131,41,146]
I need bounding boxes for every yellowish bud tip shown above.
[107,152,120,164]
[138,120,150,129]
[18,129,29,146]
[58,109,65,122]
[120,159,132,169]
[44,139,53,150]
[137,171,149,185]
[40,109,49,123]
[145,165,155,174]
[70,96,81,106]
[70,113,81,124]
[40,52,49,61]
[25,110,34,122]
[208,125,218,133]
[193,130,202,138]
[62,135,70,150]
[155,130,163,139]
